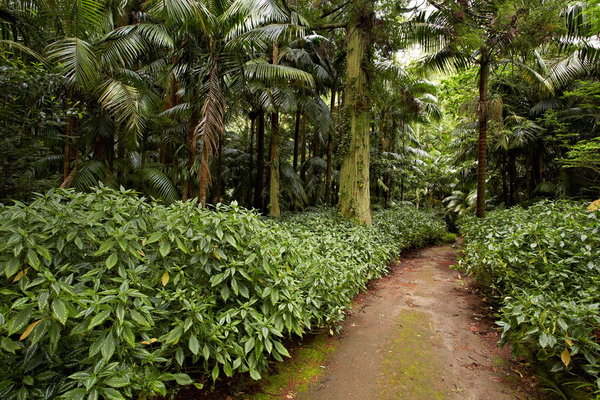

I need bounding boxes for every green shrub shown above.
[458,201,600,391]
[0,188,446,399]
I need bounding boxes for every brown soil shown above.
[295,244,546,400]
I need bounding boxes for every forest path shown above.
[289,244,541,400]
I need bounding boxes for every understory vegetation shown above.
[458,202,600,395]
[1,0,599,395]
[0,188,447,399]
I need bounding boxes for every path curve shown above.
[296,244,541,400]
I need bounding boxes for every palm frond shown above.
[47,37,99,89]
[244,60,315,87]
[136,167,179,203]
[98,78,145,135]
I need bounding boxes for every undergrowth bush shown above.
[0,188,447,399]
[458,201,600,393]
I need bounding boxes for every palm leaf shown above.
[47,37,99,89]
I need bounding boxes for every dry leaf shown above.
[161,271,170,286]
[561,348,571,367]
[20,319,43,340]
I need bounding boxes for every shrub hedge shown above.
[458,201,600,392]
[0,188,447,399]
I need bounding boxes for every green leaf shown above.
[51,299,68,325]
[61,388,87,400]
[211,365,219,381]
[9,306,33,335]
[121,325,135,347]
[202,344,210,360]
[539,332,557,349]
[164,325,183,344]
[159,242,171,257]
[146,232,162,244]
[249,368,261,380]
[173,373,193,385]
[94,239,115,256]
[4,257,20,278]
[106,253,118,269]
[101,332,116,360]
[129,310,150,327]
[273,341,290,357]
[26,249,41,269]
[188,334,200,355]
[88,309,111,330]
[244,337,255,354]
[101,388,125,400]
[104,376,130,388]
[1,337,19,353]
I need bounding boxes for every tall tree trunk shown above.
[213,134,224,203]
[476,50,490,218]
[311,130,319,159]
[254,111,266,211]
[325,89,336,205]
[161,75,178,165]
[293,109,300,171]
[183,108,198,200]
[268,112,281,217]
[501,154,509,206]
[300,113,307,181]
[508,152,518,205]
[246,114,256,207]
[62,116,73,183]
[338,0,374,224]
[268,43,281,217]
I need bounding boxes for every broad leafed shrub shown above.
[0,188,447,399]
[458,201,600,390]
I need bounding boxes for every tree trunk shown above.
[338,0,374,224]
[254,111,266,211]
[161,75,178,165]
[325,89,336,204]
[293,109,300,171]
[246,114,256,207]
[213,134,223,203]
[62,116,73,183]
[183,108,198,200]
[508,152,518,205]
[268,112,281,217]
[476,50,490,218]
[300,113,307,181]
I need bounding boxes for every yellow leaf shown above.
[150,338,158,343]
[161,271,170,287]
[561,348,571,367]
[12,268,30,283]
[20,319,43,340]
[587,199,600,211]
[141,340,151,345]
[213,248,221,260]
[565,339,573,347]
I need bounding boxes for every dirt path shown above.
[294,244,542,400]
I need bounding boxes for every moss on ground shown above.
[378,310,451,400]
[246,334,337,399]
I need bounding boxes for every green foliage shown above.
[0,187,447,399]
[458,202,600,392]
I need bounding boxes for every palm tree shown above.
[404,0,564,217]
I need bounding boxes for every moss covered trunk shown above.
[254,111,266,211]
[268,112,281,217]
[476,50,490,218]
[338,0,373,224]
